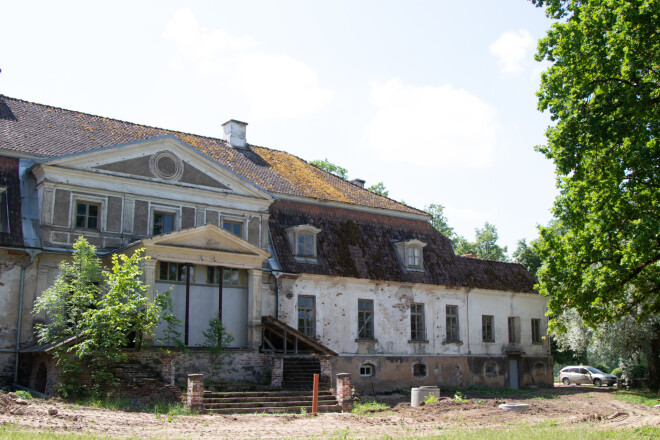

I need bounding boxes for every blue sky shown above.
[0,0,557,253]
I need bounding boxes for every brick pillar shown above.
[271,357,283,388]
[318,355,332,385]
[161,354,175,386]
[187,374,204,412]
[336,373,353,412]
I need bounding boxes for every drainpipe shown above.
[466,289,471,355]
[14,248,40,384]
[273,271,282,320]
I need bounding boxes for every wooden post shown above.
[312,373,319,414]
[184,264,191,346]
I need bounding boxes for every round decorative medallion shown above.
[149,151,183,181]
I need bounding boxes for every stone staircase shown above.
[282,357,324,390]
[203,389,341,414]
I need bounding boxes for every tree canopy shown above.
[532,0,660,386]
[453,222,509,262]
[309,158,348,179]
[424,203,455,239]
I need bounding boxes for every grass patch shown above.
[12,390,33,400]
[352,400,390,415]
[462,386,535,396]
[613,389,660,407]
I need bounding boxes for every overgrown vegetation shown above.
[33,238,167,398]
[202,311,234,383]
[351,400,390,415]
[613,389,660,407]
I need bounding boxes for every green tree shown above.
[452,222,508,261]
[425,203,454,239]
[34,238,164,397]
[310,158,348,179]
[202,312,234,384]
[532,0,660,387]
[367,182,389,197]
[512,238,542,277]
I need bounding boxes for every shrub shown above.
[593,363,610,374]
[611,367,623,378]
[631,365,648,379]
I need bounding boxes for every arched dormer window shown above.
[395,239,427,271]
[285,224,322,262]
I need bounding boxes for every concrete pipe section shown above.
[411,386,440,407]
[498,403,530,412]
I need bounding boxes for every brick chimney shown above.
[350,178,365,188]
[222,120,248,148]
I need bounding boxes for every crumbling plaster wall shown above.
[276,274,549,358]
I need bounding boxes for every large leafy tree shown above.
[425,203,455,239]
[532,0,660,387]
[309,158,348,179]
[34,238,164,397]
[453,222,509,261]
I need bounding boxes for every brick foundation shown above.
[318,355,332,385]
[336,373,352,412]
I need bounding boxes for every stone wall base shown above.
[333,355,554,393]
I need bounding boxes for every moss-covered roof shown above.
[269,200,538,293]
[0,95,424,215]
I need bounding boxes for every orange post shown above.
[312,373,319,414]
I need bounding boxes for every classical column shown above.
[141,259,157,302]
[247,269,263,349]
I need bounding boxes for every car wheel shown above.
[593,378,602,387]
[562,377,570,385]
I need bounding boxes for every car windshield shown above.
[587,367,604,374]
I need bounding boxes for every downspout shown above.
[14,248,41,384]
[466,289,471,355]
[273,271,282,320]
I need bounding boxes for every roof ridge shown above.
[0,94,230,146]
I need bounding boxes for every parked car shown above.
[559,366,618,387]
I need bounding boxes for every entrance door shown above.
[509,359,519,389]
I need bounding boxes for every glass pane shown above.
[168,263,177,281]
[76,215,85,228]
[88,204,98,217]
[223,268,230,284]
[88,216,97,229]
[153,213,163,235]
[206,267,215,284]
[238,269,247,286]
[298,296,314,308]
[159,262,167,280]
[163,214,174,234]
[77,203,87,215]
[231,269,239,285]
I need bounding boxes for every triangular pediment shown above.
[142,224,270,258]
[38,135,272,200]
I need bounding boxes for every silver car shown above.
[559,366,618,387]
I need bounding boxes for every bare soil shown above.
[1,385,659,439]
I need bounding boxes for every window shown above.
[286,224,321,258]
[395,239,427,270]
[445,305,459,342]
[298,296,315,338]
[360,363,374,377]
[357,299,374,339]
[410,303,425,341]
[0,188,8,233]
[482,315,494,342]
[407,247,421,267]
[413,363,427,379]
[531,319,542,344]
[485,362,497,376]
[508,316,520,344]
[223,220,242,237]
[158,262,191,282]
[206,267,247,287]
[297,233,315,256]
[75,202,99,229]
[153,212,175,235]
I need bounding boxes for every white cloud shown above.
[364,79,498,169]
[163,8,331,120]
[490,29,534,74]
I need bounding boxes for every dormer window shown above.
[395,239,427,271]
[286,224,321,262]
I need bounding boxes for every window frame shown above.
[359,363,374,377]
[410,303,426,341]
[71,195,105,231]
[357,299,374,340]
[445,304,460,343]
[75,202,100,230]
[222,220,243,238]
[531,318,542,344]
[508,316,521,344]
[482,315,495,343]
[157,261,191,283]
[396,239,427,271]
[285,224,322,259]
[297,295,316,338]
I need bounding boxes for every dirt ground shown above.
[1,385,659,439]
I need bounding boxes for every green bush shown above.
[611,367,623,378]
[593,363,610,374]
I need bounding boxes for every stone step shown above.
[203,390,333,398]
[205,404,342,414]
[204,398,337,409]
[204,395,337,404]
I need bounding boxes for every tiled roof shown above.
[0,95,424,215]
[269,200,538,293]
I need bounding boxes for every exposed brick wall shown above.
[271,357,283,388]
[186,374,204,412]
[336,373,353,412]
[0,156,23,246]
